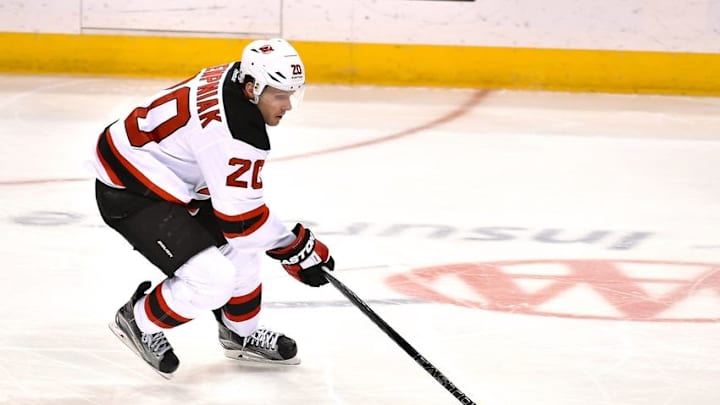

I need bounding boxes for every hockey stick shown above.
[322,269,477,405]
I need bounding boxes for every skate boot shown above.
[217,321,300,365]
[108,281,179,378]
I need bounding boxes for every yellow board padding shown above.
[2,32,720,95]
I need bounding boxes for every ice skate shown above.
[108,281,180,378]
[217,321,300,365]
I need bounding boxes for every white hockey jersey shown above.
[91,62,293,252]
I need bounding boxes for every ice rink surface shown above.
[1,74,719,405]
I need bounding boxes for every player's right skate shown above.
[108,281,180,378]
[217,321,300,365]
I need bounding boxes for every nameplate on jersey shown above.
[197,64,229,128]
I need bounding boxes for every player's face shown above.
[257,86,293,126]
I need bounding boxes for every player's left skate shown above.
[217,321,300,365]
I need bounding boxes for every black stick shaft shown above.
[323,270,477,405]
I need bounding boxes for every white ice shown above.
[0,74,719,405]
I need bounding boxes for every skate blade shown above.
[223,349,301,365]
[108,322,175,380]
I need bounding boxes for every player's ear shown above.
[243,81,255,99]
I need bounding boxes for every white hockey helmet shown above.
[240,38,305,104]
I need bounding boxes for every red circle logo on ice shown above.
[385,259,720,322]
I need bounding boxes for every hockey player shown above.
[91,38,334,378]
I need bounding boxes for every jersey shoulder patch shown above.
[222,63,270,151]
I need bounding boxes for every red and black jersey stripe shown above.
[214,204,269,238]
[96,126,185,204]
[144,281,192,329]
[222,285,262,322]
